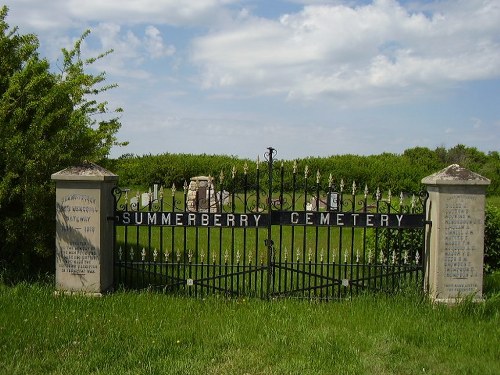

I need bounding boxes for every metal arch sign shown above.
[114,210,425,229]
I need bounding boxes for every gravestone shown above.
[422,164,490,303]
[52,162,118,294]
[186,176,218,212]
[141,192,150,208]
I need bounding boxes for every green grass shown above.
[1,280,499,375]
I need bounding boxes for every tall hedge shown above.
[110,146,499,196]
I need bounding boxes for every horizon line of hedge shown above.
[103,144,500,195]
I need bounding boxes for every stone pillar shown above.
[51,162,118,295]
[422,164,490,303]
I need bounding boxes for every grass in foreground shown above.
[0,282,499,375]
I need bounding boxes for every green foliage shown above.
[485,205,500,273]
[0,7,124,275]
[112,145,499,198]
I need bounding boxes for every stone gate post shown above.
[51,162,118,294]
[422,165,490,303]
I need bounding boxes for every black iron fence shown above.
[112,147,428,299]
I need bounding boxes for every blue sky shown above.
[3,0,500,160]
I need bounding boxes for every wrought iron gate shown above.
[112,147,428,299]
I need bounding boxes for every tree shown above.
[0,6,124,277]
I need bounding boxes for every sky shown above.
[3,0,500,160]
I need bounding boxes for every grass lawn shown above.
[1,278,499,375]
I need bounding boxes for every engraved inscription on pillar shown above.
[442,195,481,296]
[56,193,100,278]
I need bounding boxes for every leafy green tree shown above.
[484,205,500,273]
[0,6,124,277]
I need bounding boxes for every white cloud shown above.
[4,0,499,158]
[76,23,177,79]
[7,0,236,29]
[145,26,176,58]
[191,0,500,104]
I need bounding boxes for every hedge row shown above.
[104,145,500,195]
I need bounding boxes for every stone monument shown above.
[52,162,118,294]
[422,164,490,303]
[186,176,218,212]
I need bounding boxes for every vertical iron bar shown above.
[315,171,320,298]
[278,162,285,296]
[292,162,297,294]
[338,187,344,299]
[362,188,368,295]
[350,184,356,298]
[266,147,275,299]
[326,178,332,299]
[243,167,248,295]
[302,166,308,298]
[147,192,153,287]
[255,158,260,294]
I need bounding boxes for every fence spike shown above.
[379,249,385,264]
[316,170,321,184]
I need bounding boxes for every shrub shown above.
[484,205,500,273]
